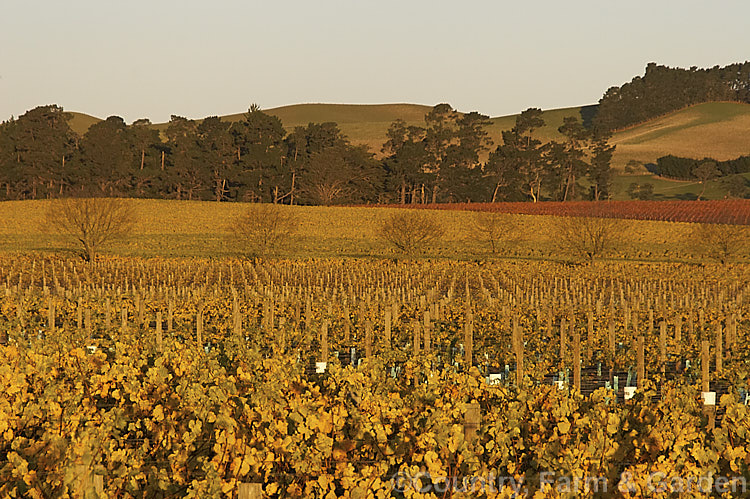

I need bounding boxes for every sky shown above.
[2,0,749,124]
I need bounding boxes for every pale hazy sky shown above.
[2,0,749,123]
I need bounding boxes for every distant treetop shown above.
[594,62,750,131]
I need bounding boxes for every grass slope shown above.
[66,111,102,136]
[263,103,434,153]
[65,101,750,167]
[62,102,750,200]
[0,199,733,263]
[611,102,750,168]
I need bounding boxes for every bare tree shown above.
[229,203,298,257]
[469,212,518,254]
[689,223,749,264]
[556,213,623,261]
[46,197,135,261]
[379,210,444,254]
[693,161,720,200]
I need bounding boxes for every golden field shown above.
[0,199,740,263]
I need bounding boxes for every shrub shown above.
[469,212,518,254]
[46,197,135,262]
[689,223,749,264]
[556,212,623,261]
[379,211,444,254]
[229,203,298,257]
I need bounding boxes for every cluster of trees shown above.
[594,62,750,131]
[655,154,750,199]
[656,154,750,179]
[0,104,615,204]
[0,104,381,204]
[383,106,615,203]
[482,109,615,202]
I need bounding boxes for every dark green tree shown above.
[129,119,162,196]
[299,144,382,205]
[588,130,616,200]
[555,116,590,201]
[8,105,78,198]
[382,119,428,204]
[234,107,287,203]
[76,116,133,196]
[721,174,749,199]
[423,104,458,203]
[164,116,205,200]
[196,116,236,201]
[437,111,492,202]
[506,108,547,202]
[0,118,18,199]
[484,141,526,202]
[627,182,654,200]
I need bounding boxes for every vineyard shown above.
[1,256,749,497]
[378,200,750,225]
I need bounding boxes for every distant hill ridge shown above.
[66,100,750,169]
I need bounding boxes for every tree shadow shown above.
[674,192,699,200]
[579,104,599,129]
[644,163,659,175]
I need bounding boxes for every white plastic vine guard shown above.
[701,392,716,406]
[624,386,636,400]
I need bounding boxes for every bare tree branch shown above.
[46,197,135,261]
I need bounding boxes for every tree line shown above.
[653,154,750,200]
[0,103,614,204]
[594,62,750,131]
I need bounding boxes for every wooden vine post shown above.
[156,311,163,353]
[238,483,262,499]
[77,297,83,331]
[715,324,722,373]
[412,321,421,356]
[120,307,127,332]
[637,335,645,390]
[464,402,481,442]
[196,304,204,347]
[464,312,473,367]
[573,331,581,393]
[384,309,392,347]
[586,311,593,362]
[85,309,92,337]
[423,318,431,353]
[659,321,667,376]
[74,462,103,496]
[168,298,174,331]
[365,320,372,358]
[321,320,329,362]
[105,297,111,329]
[559,317,567,369]
[701,340,710,393]
[701,339,716,429]
[512,317,524,386]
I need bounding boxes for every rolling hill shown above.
[62,101,750,200]
[609,101,750,168]
[70,101,750,166]
[67,111,103,136]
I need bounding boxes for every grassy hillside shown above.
[66,111,102,136]
[65,102,750,167]
[62,102,750,201]
[610,102,750,169]
[264,103,433,153]
[0,199,732,263]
